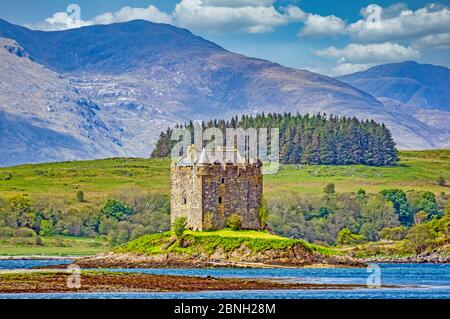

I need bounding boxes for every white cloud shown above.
[26,12,92,31]
[413,32,450,49]
[93,5,172,25]
[172,0,302,33]
[300,13,346,37]
[315,42,421,64]
[202,0,276,7]
[27,0,304,34]
[27,4,172,31]
[348,3,450,42]
[331,63,375,76]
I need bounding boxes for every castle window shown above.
[183,197,187,205]
[218,196,223,204]
[221,177,225,184]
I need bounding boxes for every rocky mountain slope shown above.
[338,61,450,112]
[338,62,450,149]
[0,19,449,166]
[0,38,123,166]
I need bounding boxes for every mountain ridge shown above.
[338,61,450,112]
[0,19,449,166]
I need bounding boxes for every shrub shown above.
[414,211,428,224]
[336,228,365,245]
[76,190,85,202]
[379,226,408,241]
[0,226,15,237]
[39,220,54,236]
[226,214,243,231]
[437,176,447,186]
[203,212,214,231]
[15,227,36,238]
[11,237,36,245]
[172,217,187,239]
[101,199,133,221]
[258,198,270,229]
[324,183,335,195]
[35,236,44,246]
[357,188,366,197]
[0,172,12,181]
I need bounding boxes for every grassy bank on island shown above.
[67,230,361,269]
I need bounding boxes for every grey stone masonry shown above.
[171,145,262,231]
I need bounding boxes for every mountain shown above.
[338,61,450,149]
[0,38,122,166]
[0,19,449,166]
[338,61,450,112]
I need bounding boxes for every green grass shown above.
[185,229,289,240]
[0,157,170,206]
[0,150,448,205]
[0,236,109,256]
[264,149,450,197]
[116,229,338,256]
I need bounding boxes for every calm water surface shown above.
[0,260,448,299]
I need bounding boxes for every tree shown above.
[203,212,214,231]
[324,183,335,195]
[172,217,187,241]
[336,228,365,245]
[380,189,414,226]
[416,192,442,220]
[226,214,243,231]
[5,195,36,229]
[76,190,85,202]
[406,223,437,254]
[258,198,270,229]
[437,176,447,186]
[361,195,399,241]
[39,220,54,236]
[101,199,133,221]
[379,226,408,241]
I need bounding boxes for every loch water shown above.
[0,260,449,299]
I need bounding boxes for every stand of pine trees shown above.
[151,113,398,166]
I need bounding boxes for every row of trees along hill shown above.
[151,113,398,166]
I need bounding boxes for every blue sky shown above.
[0,0,449,75]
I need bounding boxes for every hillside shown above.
[0,19,447,167]
[0,38,122,166]
[0,150,448,203]
[338,61,450,112]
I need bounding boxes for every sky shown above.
[0,0,449,75]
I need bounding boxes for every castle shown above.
[171,145,263,231]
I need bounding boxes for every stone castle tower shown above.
[171,145,262,231]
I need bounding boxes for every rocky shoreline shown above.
[360,252,450,264]
[0,270,395,293]
[43,251,364,269]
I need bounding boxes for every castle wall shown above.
[199,163,262,230]
[170,164,203,230]
[171,161,262,231]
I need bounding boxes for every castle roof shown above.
[176,145,249,167]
